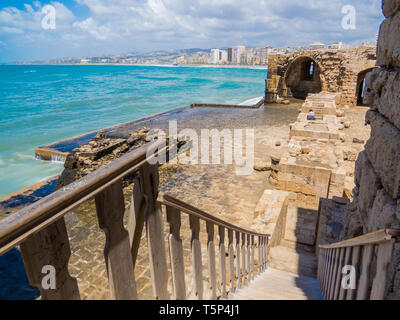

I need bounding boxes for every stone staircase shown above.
[268,242,318,278]
[230,268,323,300]
[313,103,325,120]
[254,190,319,280]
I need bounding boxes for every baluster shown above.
[318,249,325,286]
[166,206,185,300]
[251,235,255,281]
[95,179,137,300]
[206,222,217,300]
[128,174,146,269]
[141,163,169,300]
[333,248,345,300]
[370,240,395,300]
[246,234,250,284]
[20,218,80,300]
[328,249,340,300]
[228,230,235,294]
[347,246,360,300]
[320,249,327,294]
[324,249,334,299]
[235,231,241,289]
[189,215,203,300]
[262,236,267,270]
[320,249,326,297]
[356,244,374,300]
[338,247,352,300]
[265,236,269,269]
[241,233,247,286]
[258,236,263,274]
[218,226,227,299]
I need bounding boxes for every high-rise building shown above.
[232,45,246,64]
[258,46,272,65]
[211,49,220,64]
[219,50,228,64]
[227,48,233,64]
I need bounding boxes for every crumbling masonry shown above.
[265,46,376,107]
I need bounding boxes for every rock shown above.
[282,100,290,105]
[353,138,365,144]
[276,98,284,104]
[365,110,400,198]
[254,159,272,172]
[355,151,382,220]
[377,10,400,67]
[367,188,399,232]
[336,109,345,117]
[275,141,281,147]
[382,0,400,17]
[56,127,152,190]
[344,122,351,128]
[343,149,358,161]
[270,154,281,164]
[364,68,400,131]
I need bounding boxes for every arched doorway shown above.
[285,57,322,99]
[356,68,375,106]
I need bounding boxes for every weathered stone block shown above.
[364,68,400,130]
[377,12,400,67]
[365,110,400,198]
[367,188,400,232]
[355,150,383,219]
[383,0,400,17]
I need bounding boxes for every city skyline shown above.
[0,0,383,63]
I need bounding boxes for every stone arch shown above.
[356,68,376,106]
[284,56,324,100]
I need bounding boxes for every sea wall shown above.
[340,0,400,299]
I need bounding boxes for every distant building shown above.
[228,48,233,63]
[211,49,220,64]
[232,45,246,64]
[328,41,345,50]
[219,50,228,64]
[258,46,272,65]
[309,42,325,50]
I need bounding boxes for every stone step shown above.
[229,268,323,300]
[268,245,318,278]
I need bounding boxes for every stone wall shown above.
[266,46,376,107]
[340,0,400,299]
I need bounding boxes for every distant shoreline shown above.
[5,63,268,70]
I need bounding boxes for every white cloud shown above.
[0,0,384,62]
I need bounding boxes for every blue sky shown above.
[0,0,384,63]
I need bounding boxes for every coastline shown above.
[8,63,268,70]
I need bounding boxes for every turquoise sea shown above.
[0,65,267,198]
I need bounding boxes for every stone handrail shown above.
[0,139,269,300]
[318,229,400,300]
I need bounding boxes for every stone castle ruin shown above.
[265,46,377,107]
